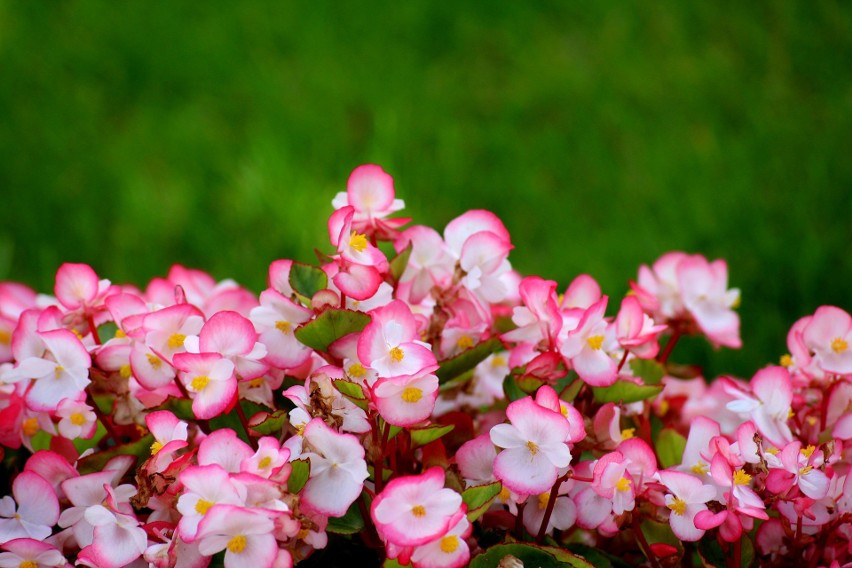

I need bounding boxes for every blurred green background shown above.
[0,1,849,378]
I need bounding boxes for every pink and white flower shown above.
[0,472,60,542]
[195,505,280,568]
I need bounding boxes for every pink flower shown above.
[299,419,368,517]
[332,164,410,239]
[185,311,268,381]
[358,300,437,378]
[409,514,472,568]
[196,505,279,568]
[249,289,313,369]
[502,276,562,348]
[373,371,439,427]
[176,464,246,541]
[78,501,147,568]
[676,255,741,348]
[723,366,793,448]
[614,295,666,359]
[591,451,636,516]
[394,225,454,304]
[0,538,66,568]
[764,441,829,500]
[55,398,97,440]
[560,296,618,387]
[490,395,572,495]
[657,471,716,542]
[174,352,237,420]
[801,306,852,376]
[0,472,60,542]
[371,467,463,548]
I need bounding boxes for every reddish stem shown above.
[536,473,569,543]
[87,315,101,345]
[632,514,663,568]
[657,328,682,365]
[617,349,630,372]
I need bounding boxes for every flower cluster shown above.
[0,164,849,567]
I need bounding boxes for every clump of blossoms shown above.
[0,164,849,568]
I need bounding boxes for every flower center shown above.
[440,535,460,553]
[227,534,247,554]
[526,440,539,455]
[348,363,367,378]
[456,335,474,350]
[22,418,39,437]
[349,231,368,252]
[120,364,132,379]
[54,365,65,379]
[733,469,752,485]
[491,355,506,368]
[0,330,10,345]
[780,354,793,367]
[537,492,551,510]
[799,465,813,476]
[20,561,38,568]
[259,456,273,469]
[401,387,423,403]
[70,412,86,426]
[831,337,848,353]
[690,461,708,475]
[615,477,631,492]
[667,497,687,516]
[167,333,186,349]
[389,346,405,363]
[586,335,604,350]
[190,375,210,391]
[621,428,635,440]
[195,499,213,515]
[147,353,162,369]
[800,445,815,458]
[150,441,164,455]
[411,505,426,517]
[275,321,291,334]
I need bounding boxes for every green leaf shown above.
[629,358,665,385]
[436,338,502,384]
[592,380,663,404]
[566,544,631,568]
[333,379,366,401]
[326,498,365,534]
[389,241,412,283]
[29,430,52,452]
[155,397,195,421]
[248,410,288,436]
[503,374,526,401]
[409,424,454,448]
[383,559,410,568]
[208,401,268,444]
[656,428,687,468]
[77,434,154,475]
[471,543,593,568]
[288,261,328,299]
[294,309,371,352]
[515,375,545,394]
[462,481,502,522]
[288,458,310,493]
[73,420,107,454]
[697,537,726,568]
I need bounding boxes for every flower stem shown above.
[87,315,101,345]
[617,349,630,372]
[657,328,682,365]
[536,473,568,543]
[632,514,662,568]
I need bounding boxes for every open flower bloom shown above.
[372,467,463,548]
[0,471,60,542]
[358,300,437,378]
[299,419,369,517]
[196,505,280,568]
[184,311,268,381]
[801,305,852,376]
[724,366,793,448]
[176,464,247,541]
[0,538,66,568]
[490,395,572,495]
[657,471,717,541]
[174,352,237,420]
[615,295,666,359]
[332,164,409,238]
[560,296,618,387]
[409,513,472,568]
[373,371,439,427]
[249,289,313,369]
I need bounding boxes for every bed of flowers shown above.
[0,165,850,568]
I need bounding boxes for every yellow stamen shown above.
[70,412,86,426]
[0,330,10,345]
[389,346,405,363]
[167,333,186,350]
[54,365,65,379]
[295,423,306,437]
[297,528,310,540]
[499,487,511,501]
[800,445,816,458]
[247,377,265,388]
[349,230,368,252]
[348,363,367,378]
[765,447,779,456]
[658,399,670,416]
[621,428,635,440]
[258,456,273,469]
[806,416,818,426]
[586,335,604,350]
[20,561,38,568]
[799,465,813,476]
[456,335,474,350]
[227,534,247,554]
[150,441,164,455]
[831,337,848,354]
[733,469,752,486]
[190,375,210,391]
[527,440,539,455]
[147,354,162,370]
[119,364,132,379]
[491,355,506,368]
[615,477,631,492]
[780,354,793,368]
[538,492,551,510]
[668,497,687,516]
[115,329,127,339]
[401,387,423,403]
[411,505,426,517]
[275,321,291,334]
[788,409,795,419]
[440,535,460,553]
[22,417,39,437]
[691,461,708,475]
[195,499,213,515]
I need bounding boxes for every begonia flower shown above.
[332,164,410,239]
[0,472,60,542]
[195,505,279,568]
[657,470,716,541]
[560,296,618,386]
[174,352,237,420]
[0,538,66,568]
[358,300,437,378]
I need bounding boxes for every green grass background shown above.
[0,1,849,378]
